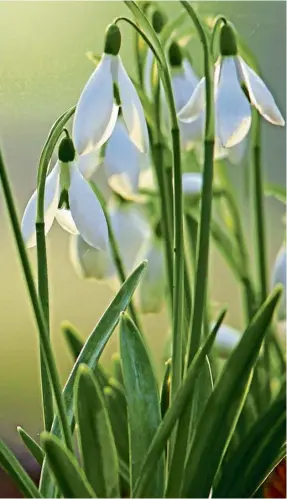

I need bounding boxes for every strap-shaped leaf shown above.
[17,426,44,466]
[40,260,146,497]
[0,438,42,498]
[134,319,219,497]
[41,432,96,498]
[120,312,164,497]
[75,364,120,498]
[182,287,282,497]
[104,386,129,465]
[214,385,286,497]
[62,321,84,360]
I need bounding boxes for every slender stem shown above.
[180,2,215,365]
[0,150,73,452]
[210,15,227,61]
[36,223,54,431]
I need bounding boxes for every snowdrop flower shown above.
[213,323,241,358]
[72,24,149,155]
[70,234,112,281]
[271,245,286,320]
[179,22,285,148]
[21,136,108,250]
[136,235,165,314]
[102,115,149,199]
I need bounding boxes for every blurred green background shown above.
[0,1,285,448]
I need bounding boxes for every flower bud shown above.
[104,24,121,56]
[152,10,166,34]
[58,137,76,163]
[168,41,183,68]
[220,22,238,56]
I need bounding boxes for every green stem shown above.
[36,223,54,431]
[180,1,215,365]
[210,15,227,61]
[0,150,73,452]
[121,2,184,399]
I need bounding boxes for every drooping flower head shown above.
[179,21,285,149]
[21,135,108,250]
[72,23,149,156]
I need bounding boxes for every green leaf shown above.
[0,438,42,498]
[134,320,219,497]
[119,312,164,497]
[182,287,282,498]
[111,352,124,386]
[75,364,120,498]
[160,359,171,419]
[62,321,84,360]
[41,432,96,498]
[264,182,286,204]
[39,260,147,497]
[104,386,129,466]
[17,426,44,466]
[214,385,286,498]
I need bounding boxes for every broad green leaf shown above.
[182,287,282,498]
[41,432,96,498]
[0,438,42,498]
[214,385,286,498]
[62,321,84,360]
[119,312,164,497]
[39,261,147,497]
[133,320,219,497]
[111,352,124,386]
[75,364,120,498]
[104,386,129,466]
[17,426,44,466]
[264,182,286,204]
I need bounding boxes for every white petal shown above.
[182,173,203,195]
[72,54,119,155]
[183,59,199,90]
[77,149,101,179]
[216,57,252,147]
[214,323,241,357]
[109,200,150,273]
[271,246,286,320]
[139,168,156,192]
[179,112,205,151]
[238,57,285,126]
[136,238,165,314]
[104,118,146,197]
[69,234,111,280]
[21,163,60,248]
[116,55,149,153]
[69,163,109,250]
[55,209,79,235]
[178,77,206,122]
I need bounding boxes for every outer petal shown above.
[21,162,60,248]
[178,77,206,122]
[104,118,145,198]
[116,55,149,153]
[182,172,203,195]
[55,209,79,235]
[183,59,200,90]
[271,245,286,320]
[180,112,205,151]
[214,323,241,358]
[238,56,285,126]
[69,163,109,250]
[72,54,119,155]
[69,234,111,280]
[77,149,101,179]
[136,238,165,314]
[216,57,252,148]
[109,200,150,273]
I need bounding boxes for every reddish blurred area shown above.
[263,459,286,499]
[0,445,40,498]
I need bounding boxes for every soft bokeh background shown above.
[0,0,285,457]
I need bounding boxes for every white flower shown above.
[136,236,166,314]
[103,116,149,199]
[70,234,112,281]
[72,24,149,156]
[179,23,285,149]
[182,172,203,195]
[213,323,241,357]
[21,138,109,250]
[271,245,286,321]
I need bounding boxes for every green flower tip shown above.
[169,41,182,68]
[220,22,238,56]
[104,24,121,56]
[58,137,76,163]
[152,10,166,34]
